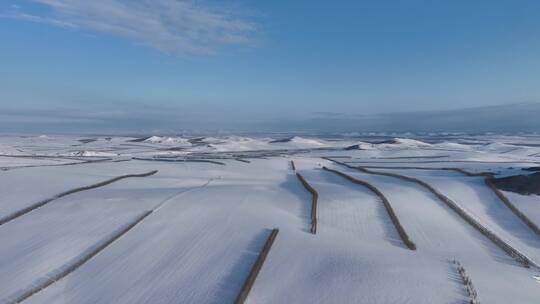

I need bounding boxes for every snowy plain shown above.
[0,134,539,303]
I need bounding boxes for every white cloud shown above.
[5,11,77,28]
[13,0,257,55]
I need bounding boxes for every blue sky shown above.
[1,0,540,132]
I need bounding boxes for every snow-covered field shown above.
[0,134,539,303]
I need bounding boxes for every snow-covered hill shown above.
[1,134,540,303]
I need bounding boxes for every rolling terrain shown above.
[0,134,539,303]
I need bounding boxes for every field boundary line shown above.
[0,170,158,227]
[324,158,538,268]
[3,211,153,304]
[323,166,416,250]
[342,164,540,236]
[235,228,279,304]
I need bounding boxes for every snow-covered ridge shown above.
[382,138,431,147]
[138,135,331,152]
[144,136,191,145]
[72,151,118,157]
[287,136,328,147]
[268,136,329,148]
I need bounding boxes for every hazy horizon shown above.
[1,102,540,135]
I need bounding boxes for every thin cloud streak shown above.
[10,0,257,55]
